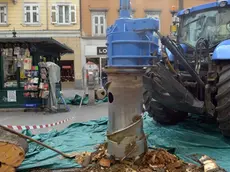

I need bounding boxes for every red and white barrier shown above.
[4,117,75,130]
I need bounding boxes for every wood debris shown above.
[75,152,92,167]
[29,143,226,172]
[78,144,206,172]
[199,155,226,172]
[99,158,112,167]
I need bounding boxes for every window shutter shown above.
[70,4,76,24]
[3,6,7,23]
[36,5,39,23]
[92,16,96,35]
[91,12,106,36]
[130,11,133,18]
[51,5,57,24]
[103,16,106,34]
[99,16,104,34]
[24,6,27,23]
[146,12,160,31]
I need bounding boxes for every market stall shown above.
[0,37,73,109]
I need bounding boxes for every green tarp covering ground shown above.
[18,114,230,171]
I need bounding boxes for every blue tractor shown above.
[143,0,230,137]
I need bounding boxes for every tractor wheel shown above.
[216,64,230,137]
[143,90,188,125]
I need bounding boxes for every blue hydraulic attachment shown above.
[105,0,160,159]
[106,0,160,67]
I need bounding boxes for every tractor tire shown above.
[143,90,188,125]
[216,64,230,137]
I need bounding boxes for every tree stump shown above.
[0,163,16,172]
[0,127,28,171]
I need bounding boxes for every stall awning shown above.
[0,37,74,54]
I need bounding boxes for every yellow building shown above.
[0,0,82,89]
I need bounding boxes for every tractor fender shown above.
[212,39,230,60]
[165,43,188,61]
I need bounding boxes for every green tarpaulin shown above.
[18,114,230,171]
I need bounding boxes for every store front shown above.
[80,39,108,88]
[60,60,74,82]
[85,46,107,87]
[0,37,73,108]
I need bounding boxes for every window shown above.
[118,10,135,18]
[0,4,7,24]
[145,11,161,31]
[130,10,135,18]
[2,48,18,88]
[91,12,106,36]
[24,3,39,24]
[146,11,161,47]
[51,4,76,25]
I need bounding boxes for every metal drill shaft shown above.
[105,68,147,159]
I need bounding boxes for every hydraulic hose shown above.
[155,30,205,87]
[162,51,177,75]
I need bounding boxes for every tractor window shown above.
[179,7,230,47]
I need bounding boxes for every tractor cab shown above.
[167,0,230,62]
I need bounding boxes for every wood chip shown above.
[99,158,111,167]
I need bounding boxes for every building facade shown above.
[0,0,81,88]
[183,0,215,9]
[0,0,216,89]
[80,0,215,88]
[80,0,178,88]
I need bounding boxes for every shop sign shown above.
[62,66,71,69]
[24,58,32,70]
[7,90,17,102]
[97,47,107,55]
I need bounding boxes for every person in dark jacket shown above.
[101,67,107,87]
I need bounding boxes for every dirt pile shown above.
[29,143,226,172]
[78,144,203,172]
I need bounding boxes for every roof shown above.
[0,37,74,54]
[177,0,230,16]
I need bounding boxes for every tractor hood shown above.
[177,0,230,17]
[212,39,230,60]
[165,44,188,61]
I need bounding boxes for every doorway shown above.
[60,60,74,82]
[86,57,107,86]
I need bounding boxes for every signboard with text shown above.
[97,47,107,55]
